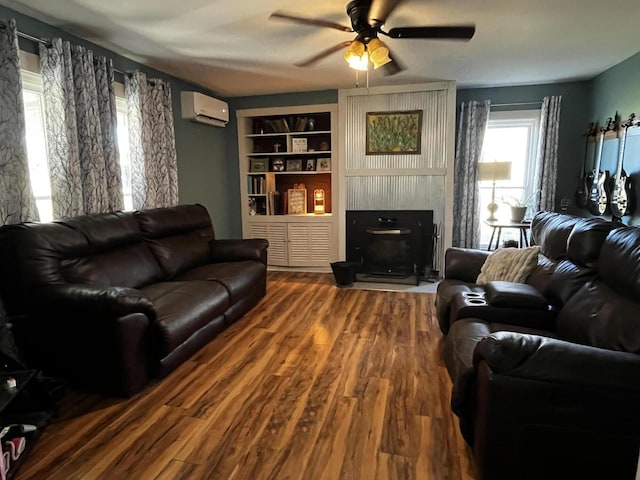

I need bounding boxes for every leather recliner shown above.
[436,212,640,479]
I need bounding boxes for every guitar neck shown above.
[614,128,627,178]
[593,130,606,173]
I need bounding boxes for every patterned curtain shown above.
[125,71,178,209]
[534,96,562,212]
[452,100,490,248]
[0,20,39,224]
[39,38,123,219]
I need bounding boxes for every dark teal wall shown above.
[225,90,338,236]
[0,6,232,237]
[457,82,592,216]
[588,51,640,226]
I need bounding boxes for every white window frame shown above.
[478,109,541,247]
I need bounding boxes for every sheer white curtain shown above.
[0,19,39,224]
[453,100,490,248]
[534,96,562,212]
[125,71,178,209]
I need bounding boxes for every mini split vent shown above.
[180,91,229,127]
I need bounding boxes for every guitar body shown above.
[610,169,631,218]
[575,171,592,209]
[587,118,614,216]
[587,170,609,216]
[609,114,637,218]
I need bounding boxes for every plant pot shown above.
[510,206,528,223]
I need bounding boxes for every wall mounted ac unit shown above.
[180,91,229,127]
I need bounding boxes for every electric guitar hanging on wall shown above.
[587,117,614,216]
[609,113,636,218]
[575,122,597,209]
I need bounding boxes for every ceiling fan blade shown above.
[369,0,405,27]
[386,25,476,40]
[380,47,406,76]
[295,41,353,67]
[269,12,353,33]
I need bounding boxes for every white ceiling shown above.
[2,0,640,98]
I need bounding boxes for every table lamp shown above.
[313,189,325,214]
[478,161,512,221]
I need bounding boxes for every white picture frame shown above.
[288,189,307,215]
[292,138,308,153]
[317,158,331,171]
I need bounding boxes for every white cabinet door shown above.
[248,223,288,266]
[287,223,332,267]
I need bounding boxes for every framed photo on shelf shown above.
[271,157,285,172]
[292,138,308,153]
[249,158,268,172]
[286,159,303,172]
[288,189,307,214]
[305,158,316,171]
[316,158,331,171]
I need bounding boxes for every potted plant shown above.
[502,191,538,222]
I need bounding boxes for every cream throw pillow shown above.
[476,246,540,285]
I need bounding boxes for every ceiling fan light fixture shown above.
[344,40,369,70]
[367,38,392,69]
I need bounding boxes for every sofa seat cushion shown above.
[141,281,229,355]
[174,261,265,303]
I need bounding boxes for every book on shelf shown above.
[248,176,265,195]
[266,191,281,215]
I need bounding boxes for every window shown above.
[115,95,133,211]
[21,71,133,220]
[478,110,540,247]
[21,71,52,222]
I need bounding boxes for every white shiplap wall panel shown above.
[340,83,454,272]
[345,90,447,171]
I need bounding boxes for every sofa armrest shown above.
[473,332,640,392]
[29,284,156,320]
[14,284,156,396]
[444,247,489,283]
[470,332,640,479]
[210,238,269,265]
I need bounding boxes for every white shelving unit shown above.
[236,104,338,271]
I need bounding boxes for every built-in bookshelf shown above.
[236,104,338,270]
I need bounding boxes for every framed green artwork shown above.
[366,110,422,155]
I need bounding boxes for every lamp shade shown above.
[478,161,512,181]
[344,40,369,71]
[368,38,391,69]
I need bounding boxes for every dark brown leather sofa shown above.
[0,204,268,397]
[436,212,640,480]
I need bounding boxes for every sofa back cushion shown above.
[566,217,614,268]
[134,204,214,278]
[0,212,163,312]
[557,226,640,354]
[597,226,640,299]
[530,211,580,260]
[60,213,164,288]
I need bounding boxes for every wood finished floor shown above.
[17,271,477,480]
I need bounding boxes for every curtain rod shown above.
[491,101,542,108]
[12,29,128,77]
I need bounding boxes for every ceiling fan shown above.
[269,0,475,75]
